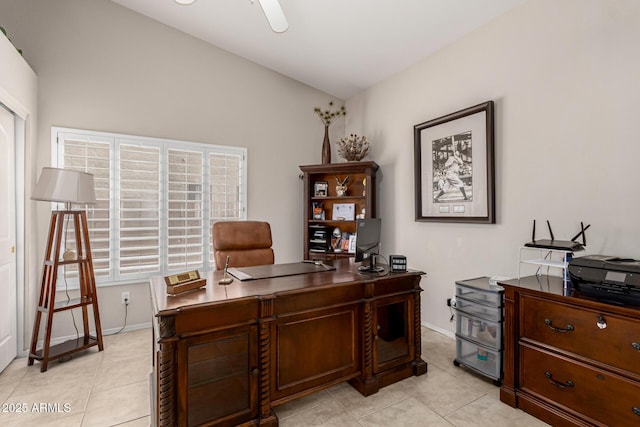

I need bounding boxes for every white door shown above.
[0,104,17,373]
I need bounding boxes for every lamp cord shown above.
[63,213,80,341]
[112,303,128,335]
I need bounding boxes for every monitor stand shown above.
[358,254,385,274]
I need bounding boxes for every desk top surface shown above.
[500,275,567,295]
[150,258,424,316]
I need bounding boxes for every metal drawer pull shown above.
[596,315,607,329]
[544,318,574,333]
[544,371,574,388]
[633,342,640,351]
[634,407,640,417]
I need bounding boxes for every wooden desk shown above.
[149,259,427,426]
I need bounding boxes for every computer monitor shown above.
[355,218,383,273]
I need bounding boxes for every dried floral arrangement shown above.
[314,101,346,127]
[336,134,370,161]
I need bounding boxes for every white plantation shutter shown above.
[58,135,111,280]
[210,152,245,264]
[118,143,161,276]
[210,152,243,220]
[168,149,204,270]
[54,127,246,286]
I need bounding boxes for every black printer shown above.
[568,255,640,306]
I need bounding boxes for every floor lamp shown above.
[28,167,104,372]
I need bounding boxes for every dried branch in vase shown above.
[313,101,346,127]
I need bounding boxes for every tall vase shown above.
[321,125,331,164]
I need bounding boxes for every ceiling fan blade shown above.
[258,0,288,33]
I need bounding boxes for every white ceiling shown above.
[111,0,528,99]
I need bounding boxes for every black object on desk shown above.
[569,254,640,306]
[228,261,335,281]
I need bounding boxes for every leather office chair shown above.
[212,220,274,270]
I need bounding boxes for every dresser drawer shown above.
[520,344,640,426]
[521,295,640,376]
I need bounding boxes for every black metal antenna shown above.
[570,222,591,246]
[531,219,536,242]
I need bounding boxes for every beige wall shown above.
[346,0,640,335]
[0,0,343,344]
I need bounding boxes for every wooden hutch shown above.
[299,161,378,260]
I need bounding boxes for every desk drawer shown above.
[521,295,640,376]
[520,344,640,426]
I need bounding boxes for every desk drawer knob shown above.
[544,318,574,333]
[544,371,574,389]
[596,315,607,329]
[633,407,640,417]
[632,342,640,351]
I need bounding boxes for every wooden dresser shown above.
[500,275,640,426]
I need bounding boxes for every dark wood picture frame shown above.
[414,101,495,223]
[314,181,328,197]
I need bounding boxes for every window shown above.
[53,127,247,286]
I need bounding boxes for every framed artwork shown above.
[314,181,328,197]
[414,101,495,223]
[332,203,355,221]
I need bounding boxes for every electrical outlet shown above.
[121,291,130,305]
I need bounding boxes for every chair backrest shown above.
[212,221,274,270]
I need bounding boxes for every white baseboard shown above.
[102,322,152,337]
[422,321,455,340]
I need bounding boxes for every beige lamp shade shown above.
[31,167,97,205]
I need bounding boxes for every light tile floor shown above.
[0,327,548,426]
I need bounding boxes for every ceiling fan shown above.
[175,0,288,33]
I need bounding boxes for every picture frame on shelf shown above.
[332,203,355,221]
[340,232,354,253]
[414,101,495,224]
[348,234,357,253]
[340,236,351,252]
[312,202,325,220]
[314,181,328,197]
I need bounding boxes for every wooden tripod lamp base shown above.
[28,210,104,372]
[29,168,103,372]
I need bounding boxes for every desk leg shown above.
[349,301,379,396]
[258,319,278,426]
[157,339,176,427]
[412,290,428,376]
